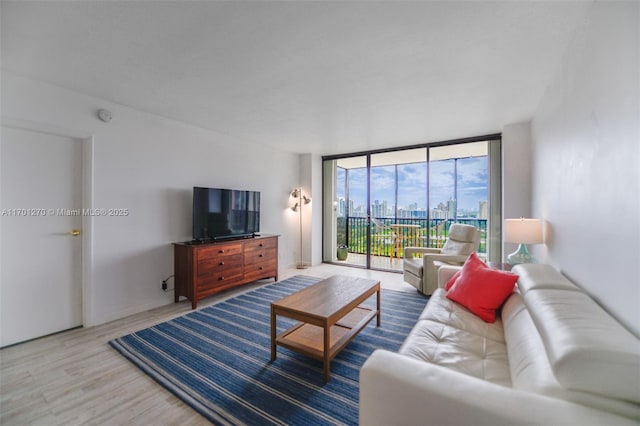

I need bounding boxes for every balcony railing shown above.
[337,217,487,259]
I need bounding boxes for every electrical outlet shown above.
[162,280,168,291]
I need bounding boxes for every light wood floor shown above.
[0,264,414,425]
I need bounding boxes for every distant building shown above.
[398,208,427,219]
[430,208,447,219]
[447,198,456,219]
[337,198,346,217]
[479,201,488,219]
[371,200,385,218]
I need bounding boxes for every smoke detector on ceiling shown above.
[97,109,112,123]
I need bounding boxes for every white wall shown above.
[530,2,639,336]
[308,154,324,266]
[297,154,313,267]
[1,72,300,326]
[502,121,533,260]
[297,153,324,267]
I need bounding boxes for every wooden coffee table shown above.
[270,275,381,382]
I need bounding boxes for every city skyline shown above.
[337,156,489,218]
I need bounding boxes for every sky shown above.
[337,156,488,213]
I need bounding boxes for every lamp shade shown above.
[505,218,543,244]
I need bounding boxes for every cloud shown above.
[457,157,488,185]
[335,155,489,213]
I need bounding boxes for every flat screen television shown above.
[192,187,260,241]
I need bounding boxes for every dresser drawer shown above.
[245,237,277,252]
[197,243,243,260]
[197,254,243,278]
[244,260,277,282]
[244,248,277,265]
[197,267,244,291]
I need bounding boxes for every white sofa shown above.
[360,264,640,425]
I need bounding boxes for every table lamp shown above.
[505,218,543,265]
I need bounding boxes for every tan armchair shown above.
[403,223,480,295]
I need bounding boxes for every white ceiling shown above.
[1,1,591,155]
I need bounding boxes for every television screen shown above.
[192,187,260,241]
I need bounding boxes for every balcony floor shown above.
[333,252,405,272]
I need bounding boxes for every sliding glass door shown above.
[325,156,368,269]
[369,149,427,269]
[323,137,501,272]
[429,142,490,256]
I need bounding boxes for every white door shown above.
[1,126,83,347]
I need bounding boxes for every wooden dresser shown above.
[173,234,278,309]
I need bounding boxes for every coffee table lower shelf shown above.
[274,306,376,378]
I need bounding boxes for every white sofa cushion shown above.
[524,288,640,404]
[419,288,505,343]
[513,263,581,294]
[399,289,511,386]
[503,291,640,419]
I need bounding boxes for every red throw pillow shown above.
[445,270,461,291]
[445,251,486,290]
[446,252,519,323]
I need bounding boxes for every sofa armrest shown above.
[438,265,462,288]
[360,350,635,426]
[403,246,441,259]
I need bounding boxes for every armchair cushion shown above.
[441,223,480,256]
[448,224,479,241]
[446,253,519,323]
[403,257,423,277]
[441,240,476,256]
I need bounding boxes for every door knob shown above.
[67,229,81,236]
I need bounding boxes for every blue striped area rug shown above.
[109,275,428,425]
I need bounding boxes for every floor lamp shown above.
[291,188,311,269]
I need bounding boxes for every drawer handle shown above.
[259,266,264,270]
[259,254,264,258]
[219,276,225,281]
[259,243,264,247]
[219,250,225,254]
[219,261,224,266]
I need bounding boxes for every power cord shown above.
[161,274,175,292]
